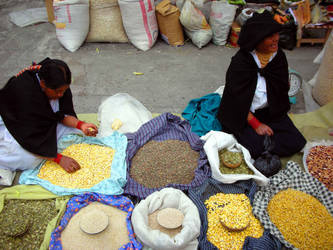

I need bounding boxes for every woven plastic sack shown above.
[97,93,153,137]
[312,34,333,106]
[19,133,127,196]
[201,131,269,186]
[124,112,211,199]
[253,161,333,249]
[180,0,212,48]
[131,188,200,250]
[86,0,128,42]
[118,0,158,51]
[53,0,89,52]
[188,178,281,250]
[209,0,237,46]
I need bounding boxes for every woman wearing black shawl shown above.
[0,58,98,173]
[217,10,306,159]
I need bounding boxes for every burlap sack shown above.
[86,0,128,42]
[312,34,333,106]
[156,0,184,46]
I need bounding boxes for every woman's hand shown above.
[59,155,81,173]
[80,122,98,137]
[255,123,274,136]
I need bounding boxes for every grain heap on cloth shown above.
[253,161,333,249]
[267,188,333,249]
[130,140,199,188]
[50,193,142,249]
[124,112,211,199]
[38,143,115,189]
[61,202,130,249]
[0,199,57,249]
[205,193,264,249]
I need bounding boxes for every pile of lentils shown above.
[130,140,199,188]
[0,199,58,249]
[218,149,253,175]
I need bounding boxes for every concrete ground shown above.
[0,0,323,116]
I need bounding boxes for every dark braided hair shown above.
[38,58,72,89]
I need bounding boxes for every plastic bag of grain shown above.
[53,0,89,52]
[118,0,158,51]
[209,0,237,46]
[86,0,128,42]
[201,130,269,186]
[180,0,212,48]
[131,188,200,250]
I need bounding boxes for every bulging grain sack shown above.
[156,0,184,46]
[180,0,212,48]
[86,0,128,43]
[118,0,158,51]
[209,0,237,46]
[312,35,333,106]
[53,0,90,52]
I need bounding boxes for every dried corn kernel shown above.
[205,193,264,250]
[38,143,115,189]
[268,188,333,250]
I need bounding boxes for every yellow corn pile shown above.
[205,193,264,250]
[38,143,115,189]
[268,188,333,250]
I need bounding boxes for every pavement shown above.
[0,0,324,116]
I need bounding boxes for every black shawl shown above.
[0,70,76,157]
[217,48,290,136]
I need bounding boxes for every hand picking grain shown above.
[38,143,115,188]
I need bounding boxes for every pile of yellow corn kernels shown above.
[38,143,115,189]
[205,193,264,250]
[268,188,333,250]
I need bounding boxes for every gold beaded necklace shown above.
[255,50,273,68]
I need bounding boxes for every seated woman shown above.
[0,58,98,173]
[217,10,306,159]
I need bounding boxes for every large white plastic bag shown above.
[209,0,237,46]
[118,0,158,51]
[131,188,200,250]
[53,0,89,52]
[201,131,269,186]
[97,93,153,137]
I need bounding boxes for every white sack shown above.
[9,7,48,27]
[53,0,89,52]
[201,131,269,186]
[180,0,212,48]
[97,93,153,137]
[131,188,201,250]
[209,1,237,46]
[118,0,158,51]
